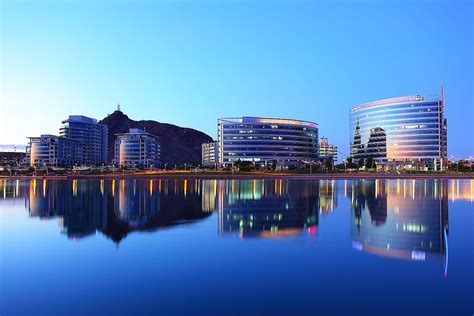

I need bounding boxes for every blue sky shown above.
[1,0,473,158]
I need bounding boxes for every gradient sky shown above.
[1,0,473,158]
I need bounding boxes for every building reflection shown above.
[0,179,27,200]
[349,179,449,264]
[212,179,320,238]
[447,179,474,202]
[18,179,211,243]
[1,178,472,251]
[319,179,338,214]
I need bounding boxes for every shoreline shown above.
[1,172,473,180]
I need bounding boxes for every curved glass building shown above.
[350,87,447,170]
[114,129,161,168]
[27,134,82,167]
[218,116,318,167]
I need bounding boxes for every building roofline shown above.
[114,129,159,139]
[218,116,318,127]
[351,95,441,112]
[61,115,101,125]
[27,135,81,142]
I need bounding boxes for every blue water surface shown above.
[1,178,473,315]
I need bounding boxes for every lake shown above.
[1,178,473,315]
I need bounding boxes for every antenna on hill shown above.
[117,102,121,112]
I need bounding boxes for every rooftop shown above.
[62,115,98,125]
[115,128,158,139]
[351,94,441,112]
[219,116,318,127]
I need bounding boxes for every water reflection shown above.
[0,179,472,250]
[215,179,320,238]
[7,179,212,243]
[319,179,338,214]
[1,178,473,315]
[349,180,449,265]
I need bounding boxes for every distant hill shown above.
[100,111,213,165]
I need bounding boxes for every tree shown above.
[234,159,255,172]
[365,157,374,169]
[358,158,365,168]
[325,158,333,171]
[345,157,357,169]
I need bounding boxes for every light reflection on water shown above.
[0,178,473,315]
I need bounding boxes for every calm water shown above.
[0,178,473,315]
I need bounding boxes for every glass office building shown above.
[60,115,108,165]
[27,135,82,167]
[350,87,447,170]
[218,116,318,167]
[114,129,161,168]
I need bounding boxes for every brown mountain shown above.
[99,110,213,165]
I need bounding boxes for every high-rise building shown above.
[218,116,318,167]
[114,129,161,168]
[26,135,82,167]
[60,115,108,165]
[349,86,447,170]
[318,137,338,163]
[202,141,218,166]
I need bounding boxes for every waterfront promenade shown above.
[1,171,473,180]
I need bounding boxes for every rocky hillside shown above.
[100,111,213,165]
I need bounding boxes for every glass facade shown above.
[114,129,161,168]
[218,117,318,166]
[350,90,447,170]
[60,115,108,165]
[27,135,82,167]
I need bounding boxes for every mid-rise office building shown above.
[319,137,338,163]
[202,141,218,166]
[60,115,108,165]
[26,135,82,167]
[114,129,161,168]
[218,116,318,167]
[350,87,447,170]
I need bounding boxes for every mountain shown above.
[99,111,213,165]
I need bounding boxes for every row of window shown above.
[352,112,440,124]
[222,124,316,131]
[352,101,440,114]
[353,107,441,118]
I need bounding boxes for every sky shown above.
[0,0,473,158]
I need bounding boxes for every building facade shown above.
[350,87,447,170]
[114,129,161,168]
[218,116,318,167]
[60,115,108,165]
[26,135,82,167]
[202,141,218,166]
[319,137,338,163]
